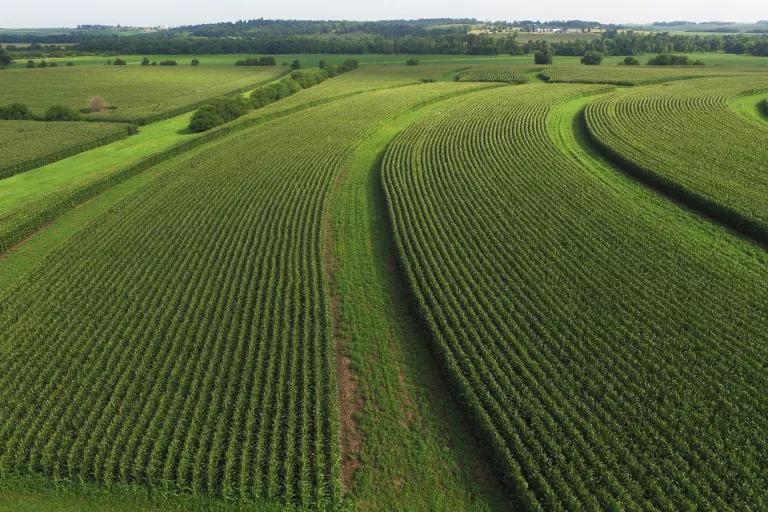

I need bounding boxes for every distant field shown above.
[0,120,133,178]
[0,66,286,123]
[538,64,751,85]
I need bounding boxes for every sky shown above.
[3,0,766,28]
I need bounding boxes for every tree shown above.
[623,56,640,65]
[581,51,603,65]
[340,58,358,72]
[534,46,554,65]
[191,58,200,66]
[141,57,150,66]
[406,58,419,66]
[0,48,11,67]
[26,60,36,68]
[158,60,177,66]
[113,58,127,65]
[38,60,48,68]
[66,61,75,66]
[45,105,81,121]
[290,59,301,70]
[318,60,326,69]
[89,96,108,112]
[151,61,158,66]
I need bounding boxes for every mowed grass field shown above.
[0,56,767,511]
[0,66,286,122]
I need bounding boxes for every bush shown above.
[66,61,75,66]
[158,60,177,66]
[623,56,640,65]
[581,51,603,65]
[26,60,35,68]
[113,58,127,66]
[693,60,706,65]
[318,60,326,69]
[0,103,32,120]
[291,68,329,89]
[325,64,340,77]
[647,54,690,66]
[340,58,359,72]
[49,62,59,67]
[141,57,150,66]
[420,77,437,83]
[406,59,419,66]
[191,59,200,66]
[0,48,10,67]
[291,60,301,70]
[188,96,249,132]
[38,60,48,68]
[534,48,554,65]
[45,105,81,121]
[151,61,158,66]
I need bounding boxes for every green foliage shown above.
[66,61,75,66]
[580,50,603,65]
[534,45,554,65]
[406,58,419,66]
[340,58,359,72]
[623,56,640,65]
[113,58,127,65]
[0,48,11,67]
[141,56,150,66]
[0,103,32,120]
[382,83,768,511]
[158,59,178,66]
[188,95,249,132]
[38,60,48,68]
[191,58,200,66]
[290,59,301,69]
[26,60,35,68]
[647,53,690,65]
[44,104,81,121]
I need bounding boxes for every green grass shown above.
[382,83,768,510]
[327,85,512,511]
[0,66,286,122]
[0,120,134,179]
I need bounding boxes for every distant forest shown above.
[2,19,767,57]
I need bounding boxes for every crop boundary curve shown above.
[322,82,514,509]
[579,104,768,248]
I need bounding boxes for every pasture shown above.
[0,52,767,512]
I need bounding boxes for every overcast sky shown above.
[3,0,766,28]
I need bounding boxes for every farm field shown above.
[0,120,134,179]
[0,47,767,512]
[0,66,286,122]
[585,76,768,241]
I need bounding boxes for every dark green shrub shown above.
[151,61,158,66]
[235,56,276,66]
[291,68,329,89]
[141,57,150,66]
[0,48,10,67]
[0,103,32,120]
[158,60,177,66]
[66,61,75,66]
[48,61,59,67]
[38,60,48,68]
[406,59,419,66]
[113,58,127,66]
[291,59,301,70]
[26,60,35,68]
[693,59,706,65]
[534,47,554,65]
[340,58,358,72]
[623,56,640,65]
[45,105,81,121]
[188,96,249,132]
[420,77,437,83]
[191,59,200,66]
[581,51,603,65]
[647,54,690,66]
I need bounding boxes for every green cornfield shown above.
[382,83,768,510]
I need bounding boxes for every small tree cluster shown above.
[623,56,640,65]
[188,96,249,133]
[235,56,277,66]
[113,58,127,66]
[44,105,81,121]
[158,60,177,66]
[647,54,691,66]
[141,57,151,66]
[0,48,11,67]
[534,44,554,65]
[0,103,32,120]
[191,59,200,66]
[580,51,603,65]
[406,58,419,66]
